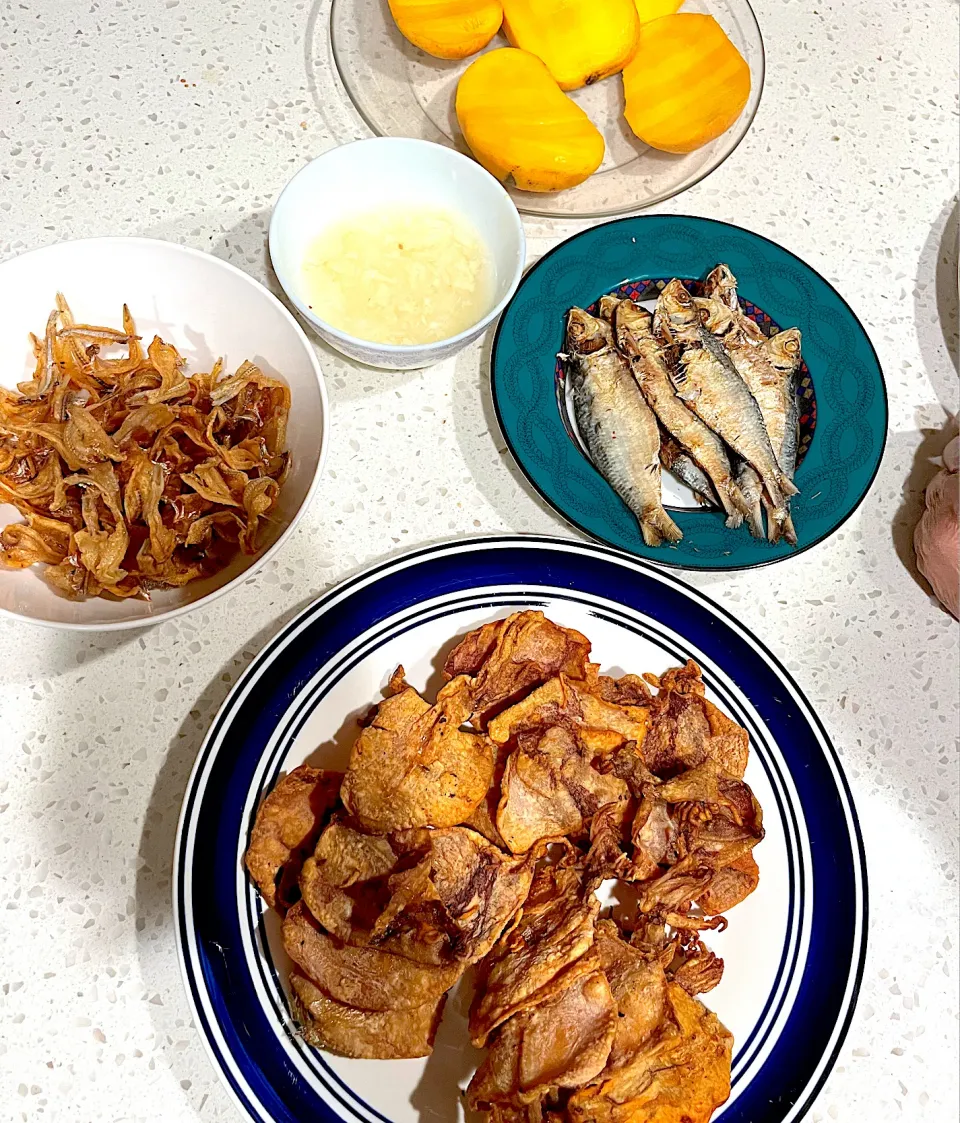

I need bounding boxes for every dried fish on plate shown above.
[566,307,682,547]
[655,279,798,540]
[613,298,750,529]
[658,431,718,508]
[562,263,807,550]
[701,266,801,544]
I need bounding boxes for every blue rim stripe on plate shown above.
[174,536,867,1123]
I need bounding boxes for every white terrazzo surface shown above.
[0,0,958,1120]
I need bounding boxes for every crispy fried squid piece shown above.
[289,971,445,1059]
[595,921,668,1070]
[496,721,629,854]
[642,661,749,780]
[462,741,512,849]
[243,765,343,912]
[584,798,639,887]
[487,674,650,751]
[470,864,600,1047]
[467,957,616,1112]
[667,935,725,997]
[368,826,539,966]
[440,611,592,728]
[282,901,462,1012]
[696,851,760,914]
[567,982,733,1123]
[340,683,495,833]
[298,819,399,942]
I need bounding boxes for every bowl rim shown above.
[0,235,329,632]
[268,136,527,355]
[327,0,767,220]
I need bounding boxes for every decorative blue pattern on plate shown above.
[492,216,888,570]
[174,537,867,1123]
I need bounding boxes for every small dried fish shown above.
[656,280,798,540]
[659,432,717,507]
[703,268,801,544]
[613,299,749,530]
[567,308,682,547]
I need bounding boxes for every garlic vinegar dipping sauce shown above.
[301,205,495,347]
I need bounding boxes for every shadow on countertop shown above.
[914,196,959,392]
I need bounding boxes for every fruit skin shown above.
[501,0,641,91]
[388,0,504,60]
[622,13,751,154]
[633,0,683,23]
[455,48,605,192]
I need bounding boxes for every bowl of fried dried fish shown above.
[492,214,888,570]
[173,538,867,1123]
[0,238,328,628]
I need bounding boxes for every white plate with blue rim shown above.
[173,536,867,1123]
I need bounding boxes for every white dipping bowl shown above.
[269,137,526,370]
[0,237,328,631]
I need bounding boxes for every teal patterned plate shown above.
[491,215,887,570]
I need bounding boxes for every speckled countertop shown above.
[0,0,958,1119]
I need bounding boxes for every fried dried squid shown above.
[0,297,292,598]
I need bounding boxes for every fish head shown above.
[656,279,700,345]
[694,295,738,336]
[566,307,609,355]
[704,263,740,310]
[766,327,803,372]
[597,294,620,323]
[613,299,654,357]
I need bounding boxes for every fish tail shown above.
[726,478,754,519]
[745,501,766,539]
[769,512,798,546]
[640,506,683,547]
[724,509,744,530]
[717,481,746,529]
[779,472,800,498]
[736,463,765,538]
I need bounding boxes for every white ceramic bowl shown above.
[269,137,526,369]
[0,237,328,630]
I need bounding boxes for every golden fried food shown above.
[282,901,462,1012]
[0,297,291,599]
[567,983,733,1123]
[289,971,445,1059]
[468,965,616,1111]
[497,723,629,854]
[336,825,539,967]
[470,864,600,1047]
[487,674,649,749]
[668,937,725,998]
[243,610,762,1115]
[298,819,398,942]
[697,851,760,915]
[442,611,592,727]
[595,922,668,1069]
[340,683,494,832]
[243,766,342,912]
[462,741,512,848]
[641,662,749,779]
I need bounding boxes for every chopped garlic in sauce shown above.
[301,206,494,346]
